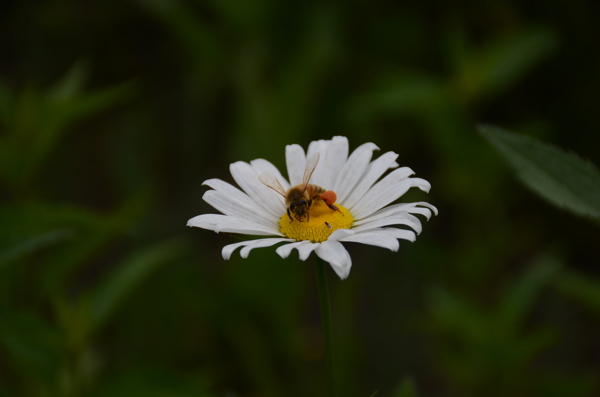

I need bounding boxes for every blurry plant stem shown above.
[315,256,337,397]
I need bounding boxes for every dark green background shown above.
[1,1,599,396]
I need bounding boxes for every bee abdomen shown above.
[307,184,326,196]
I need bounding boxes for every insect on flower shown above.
[259,153,341,222]
[187,136,437,279]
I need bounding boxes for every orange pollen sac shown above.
[320,190,337,205]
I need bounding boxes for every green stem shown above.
[315,256,337,397]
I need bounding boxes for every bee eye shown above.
[299,200,306,206]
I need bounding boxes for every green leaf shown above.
[513,326,557,362]
[345,71,443,123]
[0,80,14,126]
[461,28,559,100]
[479,125,600,220]
[0,228,74,266]
[41,187,151,292]
[0,203,113,301]
[0,70,137,194]
[498,254,561,329]
[46,61,89,101]
[0,203,103,232]
[0,309,64,385]
[136,0,220,65]
[0,384,16,397]
[29,80,137,181]
[554,268,600,317]
[534,372,597,397]
[392,377,418,397]
[0,202,107,270]
[87,238,187,334]
[429,288,487,341]
[93,367,217,397]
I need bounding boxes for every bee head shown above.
[290,199,307,211]
[290,198,312,221]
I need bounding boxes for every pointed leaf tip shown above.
[478,124,600,221]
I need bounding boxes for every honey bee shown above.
[259,153,340,222]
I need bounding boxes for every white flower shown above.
[187,136,437,280]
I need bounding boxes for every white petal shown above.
[351,170,431,220]
[240,238,294,258]
[222,241,252,260]
[354,202,438,224]
[187,214,282,236]
[296,242,321,260]
[338,231,399,252]
[276,241,320,260]
[334,142,380,203]
[375,227,417,242]
[276,241,303,259]
[222,238,293,260]
[358,178,431,220]
[251,158,290,190]
[203,190,279,228]
[341,151,400,208]
[306,140,328,187]
[315,240,352,280]
[306,139,327,161]
[421,202,439,216]
[387,204,434,220]
[320,136,349,190]
[327,228,356,241]
[203,178,277,222]
[346,227,416,243]
[352,213,423,234]
[350,167,414,216]
[286,144,306,186]
[230,161,286,217]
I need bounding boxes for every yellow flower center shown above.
[279,200,354,242]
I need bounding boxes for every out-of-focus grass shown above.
[1,0,599,396]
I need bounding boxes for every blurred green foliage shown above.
[1,0,599,396]
[480,125,600,221]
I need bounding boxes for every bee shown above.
[259,153,340,222]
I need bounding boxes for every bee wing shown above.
[258,173,287,197]
[301,152,320,191]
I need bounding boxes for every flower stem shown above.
[315,256,337,397]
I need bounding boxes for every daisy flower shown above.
[187,136,437,279]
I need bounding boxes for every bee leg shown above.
[326,203,344,216]
[287,207,294,222]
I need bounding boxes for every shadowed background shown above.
[1,0,599,396]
